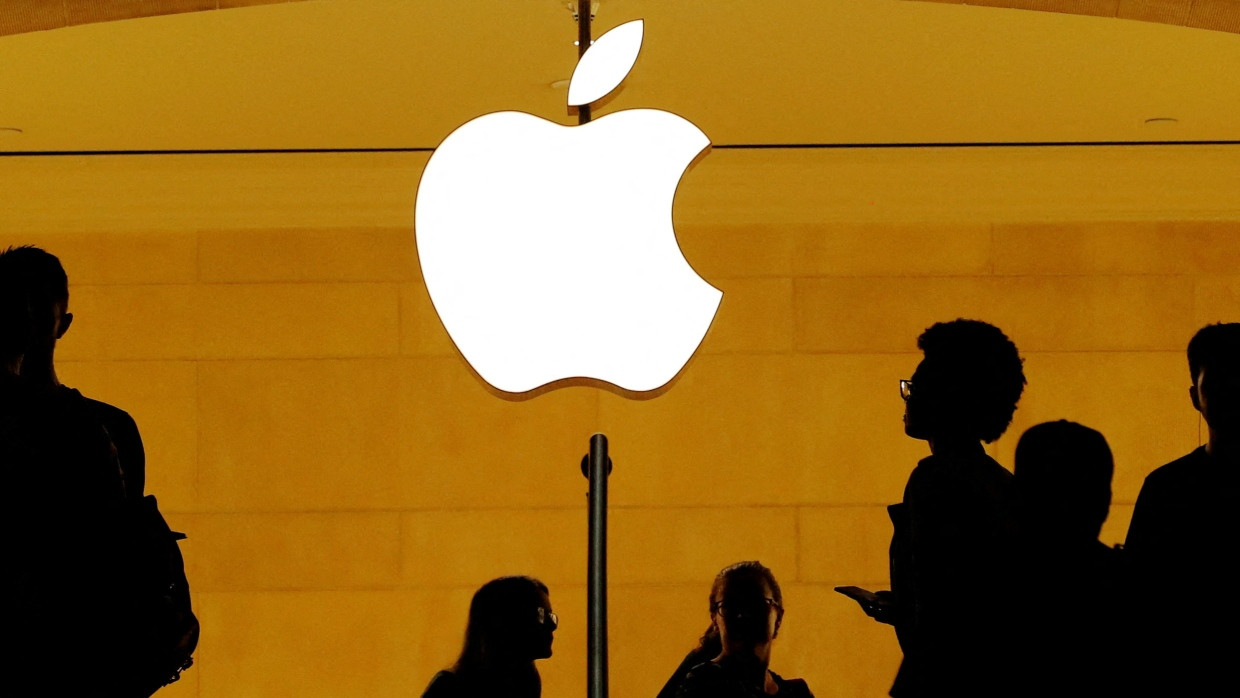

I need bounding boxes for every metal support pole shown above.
[573,4,601,691]
[581,433,611,698]
[576,0,592,125]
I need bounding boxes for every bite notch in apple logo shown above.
[415,19,722,395]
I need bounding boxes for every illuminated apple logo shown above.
[415,19,721,394]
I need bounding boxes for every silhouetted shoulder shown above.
[1128,444,1240,594]
[422,670,462,698]
[908,452,1012,487]
[679,664,734,698]
[677,662,727,698]
[677,663,814,698]
[904,452,1014,524]
[770,671,814,698]
[1144,446,1214,488]
[83,397,138,435]
[1127,447,1212,548]
[657,647,715,698]
[81,394,146,497]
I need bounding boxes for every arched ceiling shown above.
[907,0,1240,34]
[2,0,1238,37]
[0,1,315,38]
[1,0,1239,151]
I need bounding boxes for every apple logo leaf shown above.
[567,19,644,107]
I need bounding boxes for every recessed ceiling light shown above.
[1144,117,1178,125]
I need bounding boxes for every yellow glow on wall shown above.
[4,209,1234,697]
[2,3,1239,698]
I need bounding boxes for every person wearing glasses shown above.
[867,319,1026,697]
[674,561,813,698]
[422,575,557,698]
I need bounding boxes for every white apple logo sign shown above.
[415,19,722,394]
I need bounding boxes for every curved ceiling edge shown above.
[0,0,321,39]
[902,0,1239,35]
[3,1,1236,39]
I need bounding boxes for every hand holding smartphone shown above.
[834,586,897,625]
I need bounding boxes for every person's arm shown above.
[1124,474,1165,555]
[112,409,145,498]
[86,399,146,498]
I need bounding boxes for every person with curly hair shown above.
[866,319,1026,697]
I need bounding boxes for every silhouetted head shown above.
[0,246,72,365]
[454,575,555,677]
[0,276,29,369]
[0,263,31,369]
[1187,323,1240,438]
[1015,420,1113,541]
[903,319,1026,444]
[708,561,783,652]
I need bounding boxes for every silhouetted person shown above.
[1,248,134,695]
[675,561,813,698]
[2,247,197,696]
[873,319,1025,698]
[1125,322,1240,696]
[423,576,557,698]
[1009,420,1131,697]
[0,245,146,496]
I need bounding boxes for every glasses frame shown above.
[711,597,782,615]
[535,607,558,628]
[899,378,913,401]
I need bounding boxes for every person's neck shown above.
[488,657,534,673]
[1204,430,1240,464]
[466,659,538,693]
[717,644,772,687]
[18,353,59,387]
[928,434,983,457]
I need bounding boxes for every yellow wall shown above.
[2,149,1236,697]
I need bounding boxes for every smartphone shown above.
[834,585,881,607]
[836,586,897,625]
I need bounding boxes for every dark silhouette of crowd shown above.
[4,244,1236,697]
[650,318,1240,698]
